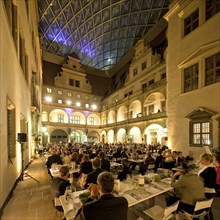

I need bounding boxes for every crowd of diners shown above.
[43,142,220,220]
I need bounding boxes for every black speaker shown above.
[17,133,27,143]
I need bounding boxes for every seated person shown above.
[79,155,93,175]
[85,157,103,188]
[171,162,206,220]
[99,151,110,172]
[160,152,176,170]
[117,158,131,181]
[130,148,139,171]
[139,152,155,175]
[51,166,70,212]
[46,150,63,177]
[154,149,163,173]
[77,155,93,189]
[75,172,128,220]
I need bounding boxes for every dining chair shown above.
[143,200,179,220]
[183,198,214,220]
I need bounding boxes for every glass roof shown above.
[38,0,170,70]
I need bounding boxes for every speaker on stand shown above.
[17,133,39,183]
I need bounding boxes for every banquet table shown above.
[59,174,173,220]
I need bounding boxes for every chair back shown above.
[163,200,180,218]
[194,198,213,212]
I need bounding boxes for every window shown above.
[206,0,220,20]
[12,3,18,51]
[94,97,97,101]
[205,52,220,86]
[57,90,63,95]
[58,114,64,123]
[67,92,72,97]
[69,116,74,124]
[149,79,155,85]
[69,79,74,86]
[58,99,63,104]
[133,68,138,76]
[75,80,80,87]
[161,72,166,79]
[142,62,147,70]
[183,63,198,93]
[191,122,211,145]
[7,99,16,158]
[77,94,81,99]
[47,88,52,93]
[142,83,147,91]
[89,117,94,125]
[75,116,80,124]
[70,116,80,124]
[186,107,214,147]
[184,9,199,36]
[85,95,89,100]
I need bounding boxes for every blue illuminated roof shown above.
[38,0,170,70]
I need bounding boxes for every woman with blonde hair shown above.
[199,153,216,220]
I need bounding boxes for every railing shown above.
[43,111,166,129]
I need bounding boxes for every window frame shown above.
[133,68,138,76]
[190,119,212,147]
[57,114,64,123]
[89,117,94,125]
[57,90,63,95]
[141,61,147,70]
[205,0,220,20]
[205,52,220,86]
[7,100,16,158]
[184,8,199,36]
[183,63,199,93]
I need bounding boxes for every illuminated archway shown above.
[129,126,141,143]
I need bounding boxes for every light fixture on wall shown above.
[67,100,71,105]
[92,104,97,110]
[76,102,81,107]
[41,124,47,133]
[45,96,52,102]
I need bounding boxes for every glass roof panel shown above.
[38,0,170,71]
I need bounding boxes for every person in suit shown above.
[46,150,63,177]
[75,172,128,220]
[85,157,103,188]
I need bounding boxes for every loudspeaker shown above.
[17,133,27,143]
